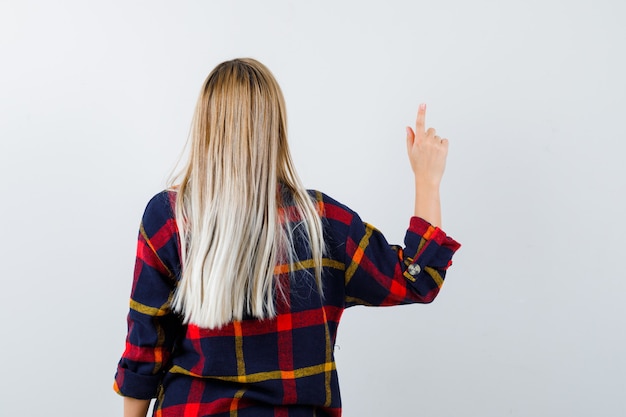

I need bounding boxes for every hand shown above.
[405,103,449,186]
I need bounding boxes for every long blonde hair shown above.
[170,58,325,329]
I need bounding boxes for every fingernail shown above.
[419,103,426,110]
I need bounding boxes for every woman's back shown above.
[116,188,458,416]
[114,58,460,417]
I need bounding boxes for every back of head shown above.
[171,58,324,329]
[191,58,291,196]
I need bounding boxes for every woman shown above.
[114,58,460,417]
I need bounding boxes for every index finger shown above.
[416,103,427,140]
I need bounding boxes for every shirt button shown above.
[407,264,421,276]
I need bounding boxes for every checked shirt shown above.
[114,189,460,417]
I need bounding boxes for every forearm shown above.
[413,179,442,228]
[124,397,150,417]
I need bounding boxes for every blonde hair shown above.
[170,58,325,329]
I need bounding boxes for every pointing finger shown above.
[415,103,426,142]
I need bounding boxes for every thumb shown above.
[405,126,415,154]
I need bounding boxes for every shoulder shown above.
[307,189,358,227]
[144,189,176,213]
[141,189,178,235]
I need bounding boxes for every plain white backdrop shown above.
[1,1,625,416]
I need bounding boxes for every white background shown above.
[1,1,625,416]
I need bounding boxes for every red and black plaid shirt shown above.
[114,190,460,416]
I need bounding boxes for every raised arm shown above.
[331,105,458,307]
[405,103,449,228]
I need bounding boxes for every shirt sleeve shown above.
[339,202,461,307]
[114,191,183,399]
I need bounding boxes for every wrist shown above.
[414,177,441,192]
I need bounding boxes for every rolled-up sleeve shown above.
[114,191,183,399]
[342,210,460,307]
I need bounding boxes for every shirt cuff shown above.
[114,366,162,399]
[408,217,461,249]
[403,216,461,281]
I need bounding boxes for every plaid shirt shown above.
[114,190,460,417]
